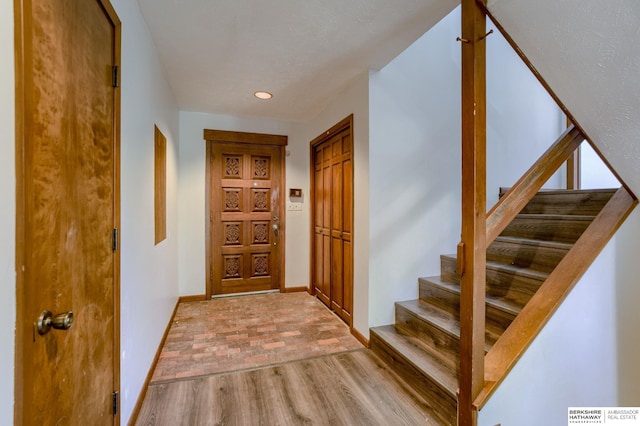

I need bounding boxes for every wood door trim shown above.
[14,1,121,423]
[309,115,352,146]
[204,130,287,299]
[13,1,26,419]
[204,129,287,146]
[309,114,354,325]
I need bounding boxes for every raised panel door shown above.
[311,117,353,325]
[210,142,284,295]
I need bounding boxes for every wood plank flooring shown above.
[136,349,444,425]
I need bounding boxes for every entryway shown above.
[133,293,442,425]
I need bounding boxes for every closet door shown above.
[331,129,353,323]
[311,116,353,325]
[313,140,332,307]
[330,129,353,323]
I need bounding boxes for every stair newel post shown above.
[458,0,487,425]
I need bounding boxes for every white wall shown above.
[614,208,640,405]
[110,0,180,421]
[487,0,640,199]
[479,208,640,426]
[368,7,461,328]
[486,17,565,204]
[367,6,563,328]
[288,72,371,337]
[0,0,15,423]
[580,144,620,190]
[177,112,294,296]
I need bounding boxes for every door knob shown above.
[37,310,74,335]
[272,223,279,237]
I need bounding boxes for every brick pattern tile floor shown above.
[150,292,363,383]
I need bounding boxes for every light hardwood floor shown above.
[136,349,445,425]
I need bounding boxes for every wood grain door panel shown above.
[311,116,353,325]
[15,0,120,424]
[208,137,286,296]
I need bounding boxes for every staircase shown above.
[369,188,617,425]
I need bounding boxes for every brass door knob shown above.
[37,310,74,335]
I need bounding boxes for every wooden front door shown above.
[311,116,353,325]
[205,130,287,297]
[15,0,121,424]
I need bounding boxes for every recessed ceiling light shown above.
[254,91,273,100]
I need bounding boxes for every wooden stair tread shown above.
[499,188,617,215]
[418,276,522,320]
[485,259,550,281]
[370,325,458,397]
[492,235,573,250]
[397,299,502,351]
[514,213,595,220]
[500,187,617,196]
[441,254,550,282]
[488,236,572,273]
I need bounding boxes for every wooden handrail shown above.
[474,187,637,410]
[485,125,584,245]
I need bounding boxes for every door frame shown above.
[204,129,287,299]
[14,0,121,423]
[309,115,354,323]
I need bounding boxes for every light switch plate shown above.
[287,203,302,211]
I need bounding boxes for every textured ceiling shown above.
[488,0,640,196]
[137,0,458,122]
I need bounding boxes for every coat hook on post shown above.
[456,29,493,44]
[479,29,494,41]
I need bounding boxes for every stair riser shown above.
[419,278,515,335]
[395,303,459,369]
[440,256,545,308]
[502,216,593,243]
[419,278,460,315]
[505,190,615,215]
[370,331,457,426]
[486,240,568,273]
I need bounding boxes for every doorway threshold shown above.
[210,289,280,299]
